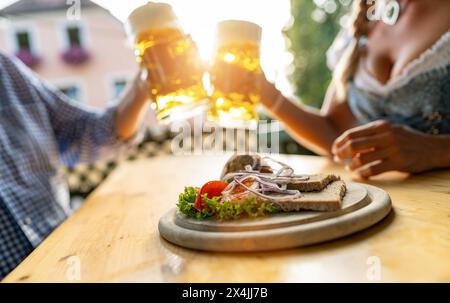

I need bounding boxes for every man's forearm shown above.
[114,72,149,140]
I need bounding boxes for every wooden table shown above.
[3,155,450,282]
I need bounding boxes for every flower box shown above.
[62,46,90,65]
[15,49,40,68]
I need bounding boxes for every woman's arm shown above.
[261,77,358,156]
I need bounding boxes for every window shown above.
[113,80,128,99]
[59,86,80,101]
[66,26,82,48]
[61,24,89,65]
[15,31,31,51]
[13,28,40,67]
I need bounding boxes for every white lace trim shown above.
[354,28,450,96]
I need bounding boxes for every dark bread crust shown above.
[286,174,341,192]
[220,155,346,212]
[221,154,272,179]
[273,180,346,212]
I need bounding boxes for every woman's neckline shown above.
[355,27,450,92]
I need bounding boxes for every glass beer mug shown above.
[208,20,263,128]
[126,2,208,122]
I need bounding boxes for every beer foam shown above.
[216,20,262,47]
[125,2,179,40]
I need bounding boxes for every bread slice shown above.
[273,180,346,212]
[286,174,340,192]
[221,154,272,180]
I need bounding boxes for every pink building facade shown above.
[0,0,138,109]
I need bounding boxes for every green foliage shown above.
[177,187,280,220]
[285,0,351,108]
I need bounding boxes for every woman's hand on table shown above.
[332,120,450,178]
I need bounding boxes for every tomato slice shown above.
[194,180,228,211]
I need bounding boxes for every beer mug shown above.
[208,20,263,128]
[126,2,208,122]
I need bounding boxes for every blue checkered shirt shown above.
[0,52,143,279]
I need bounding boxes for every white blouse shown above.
[326,27,450,96]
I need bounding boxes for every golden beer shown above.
[126,3,207,122]
[208,20,262,128]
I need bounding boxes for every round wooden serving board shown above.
[158,182,392,252]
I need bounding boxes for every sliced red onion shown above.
[222,172,252,182]
[254,177,282,189]
[261,157,293,176]
[223,171,309,180]
[233,176,301,202]
[223,175,259,195]
[260,183,299,195]
[257,174,309,183]
[220,156,311,203]
[236,175,286,193]
[222,181,237,195]
[222,172,309,186]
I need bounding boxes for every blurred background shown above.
[0,0,352,199]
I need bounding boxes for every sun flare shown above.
[93,0,294,95]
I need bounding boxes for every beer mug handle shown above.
[139,64,149,83]
[138,64,157,103]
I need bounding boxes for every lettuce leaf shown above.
[177,187,280,220]
[177,186,212,220]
